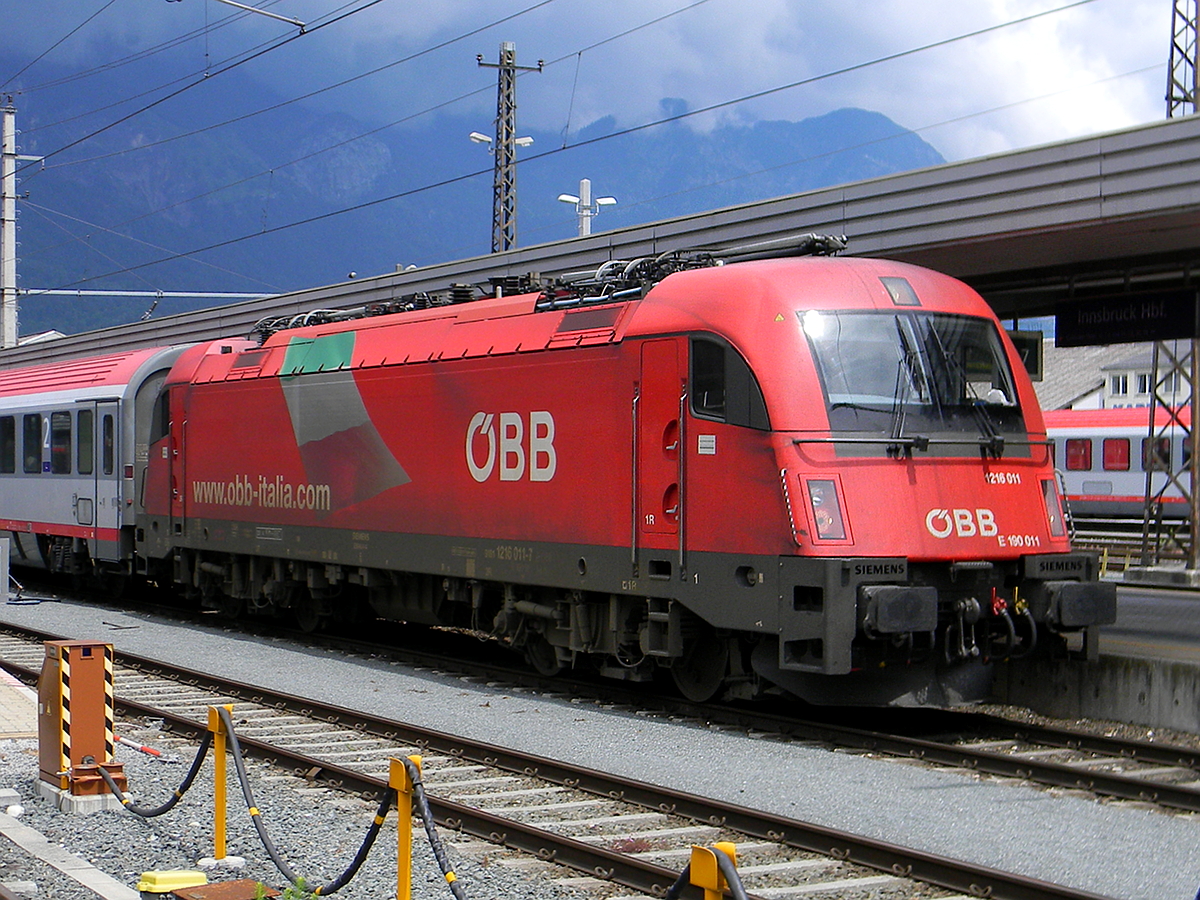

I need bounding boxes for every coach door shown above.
[87,403,121,561]
[635,339,686,577]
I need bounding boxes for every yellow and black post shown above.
[207,704,234,860]
[37,640,125,798]
[390,755,422,900]
[690,842,738,900]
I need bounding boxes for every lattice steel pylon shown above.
[1168,0,1198,116]
[1142,0,1200,569]
[477,42,542,254]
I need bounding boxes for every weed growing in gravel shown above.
[255,877,316,899]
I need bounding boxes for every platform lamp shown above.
[470,130,534,252]
[557,179,617,237]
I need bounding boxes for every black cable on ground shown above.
[96,731,213,817]
[400,755,469,900]
[663,864,691,900]
[712,848,750,900]
[217,706,393,896]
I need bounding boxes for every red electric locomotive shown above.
[3,236,1115,705]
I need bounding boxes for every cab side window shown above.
[690,336,769,430]
[149,390,171,444]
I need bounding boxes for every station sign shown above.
[1055,289,1199,347]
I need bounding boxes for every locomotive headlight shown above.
[1041,477,1067,537]
[806,478,847,541]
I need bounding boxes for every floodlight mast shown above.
[477,42,542,253]
[557,178,617,237]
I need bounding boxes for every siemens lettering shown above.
[466,411,557,482]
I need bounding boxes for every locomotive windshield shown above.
[801,310,1024,439]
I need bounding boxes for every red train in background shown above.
[0,236,1116,706]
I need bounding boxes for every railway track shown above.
[1066,514,1190,573]
[0,625,1116,900]
[6,591,1200,815]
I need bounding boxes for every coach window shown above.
[690,336,769,429]
[1102,437,1130,471]
[1143,436,1170,472]
[1065,438,1092,471]
[77,409,94,476]
[50,412,71,474]
[0,416,14,474]
[22,414,41,474]
[102,414,115,475]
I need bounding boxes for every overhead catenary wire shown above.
[18,0,369,137]
[36,0,562,172]
[19,0,709,268]
[0,0,122,92]
[14,0,390,176]
[31,0,1108,294]
[512,61,1163,248]
[6,0,299,95]
[21,199,280,290]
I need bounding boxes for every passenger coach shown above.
[0,346,187,587]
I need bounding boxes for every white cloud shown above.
[1,0,1175,163]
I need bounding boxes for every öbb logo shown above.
[466,412,557,482]
[925,508,997,538]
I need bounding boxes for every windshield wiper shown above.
[888,352,931,458]
[925,325,1005,458]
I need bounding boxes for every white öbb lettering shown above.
[467,411,557,483]
[925,508,998,539]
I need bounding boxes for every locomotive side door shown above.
[636,339,685,573]
[168,393,186,538]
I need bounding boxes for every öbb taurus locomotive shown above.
[1,238,1116,705]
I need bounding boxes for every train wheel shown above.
[671,626,729,703]
[293,594,325,633]
[216,593,245,620]
[94,567,129,600]
[524,634,563,677]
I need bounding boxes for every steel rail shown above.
[749,716,1200,813]
[957,710,1200,770]
[0,635,1117,900]
[5,616,1200,809]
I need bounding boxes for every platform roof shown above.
[4,113,1199,368]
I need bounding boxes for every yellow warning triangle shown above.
[774,313,785,322]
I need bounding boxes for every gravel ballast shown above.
[0,726,580,900]
[2,597,1200,900]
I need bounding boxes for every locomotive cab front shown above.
[736,264,1116,705]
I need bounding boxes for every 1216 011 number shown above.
[984,472,1021,485]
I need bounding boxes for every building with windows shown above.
[1035,339,1190,411]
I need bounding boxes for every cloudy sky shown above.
[0,0,1176,165]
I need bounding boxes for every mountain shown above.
[3,55,944,336]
